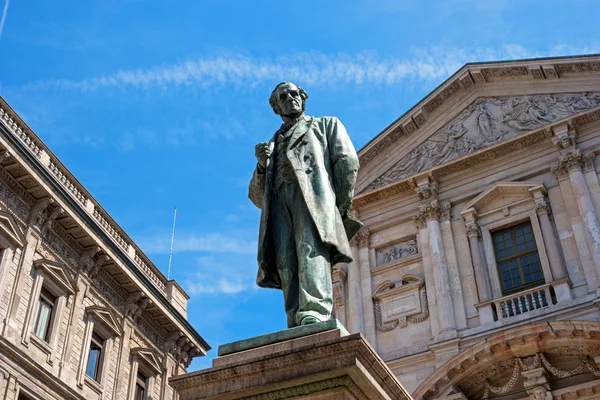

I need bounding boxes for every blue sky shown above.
[0,0,599,370]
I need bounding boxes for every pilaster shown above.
[346,239,363,335]
[412,177,456,337]
[552,150,600,291]
[353,230,377,348]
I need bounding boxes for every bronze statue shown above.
[249,82,362,328]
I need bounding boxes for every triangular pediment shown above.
[131,347,162,375]
[461,182,543,215]
[33,258,77,295]
[362,92,600,192]
[0,210,25,247]
[86,306,123,336]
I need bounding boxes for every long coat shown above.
[248,115,362,290]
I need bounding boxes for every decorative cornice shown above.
[355,127,550,209]
[358,58,600,171]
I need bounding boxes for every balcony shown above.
[475,278,572,326]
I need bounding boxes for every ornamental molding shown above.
[413,320,600,400]
[238,376,368,400]
[373,275,429,332]
[130,347,162,376]
[0,210,25,247]
[85,306,123,337]
[359,58,600,170]
[33,258,77,295]
[460,182,544,216]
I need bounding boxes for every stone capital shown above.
[583,151,596,172]
[351,230,370,248]
[413,200,448,225]
[551,150,585,179]
[534,198,550,216]
[465,221,481,238]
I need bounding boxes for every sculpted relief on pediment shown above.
[366,92,600,191]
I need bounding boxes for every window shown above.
[493,222,544,295]
[31,287,56,341]
[135,371,147,400]
[85,332,105,381]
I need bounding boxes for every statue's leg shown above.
[270,186,300,328]
[287,185,333,326]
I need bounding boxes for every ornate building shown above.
[334,54,600,400]
[0,98,209,399]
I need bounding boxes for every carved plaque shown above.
[375,239,418,266]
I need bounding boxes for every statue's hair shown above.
[269,82,309,115]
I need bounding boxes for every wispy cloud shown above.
[23,44,600,92]
[183,256,255,295]
[0,0,10,41]
[139,231,257,255]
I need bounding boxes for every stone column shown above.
[346,240,363,335]
[355,230,377,348]
[331,264,347,327]
[415,201,457,335]
[552,151,600,283]
[464,220,491,303]
[533,198,567,280]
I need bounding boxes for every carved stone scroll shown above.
[373,275,429,332]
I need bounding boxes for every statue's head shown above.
[269,82,308,117]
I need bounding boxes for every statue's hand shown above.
[255,142,272,169]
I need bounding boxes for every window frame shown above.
[480,212,553,300]
[127,347,163,400]
[85,331,105,381]
[492,221,545,295]
[22,259,76,365]
[78,306,122,392]
[31,286,57,342]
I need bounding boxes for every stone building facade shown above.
[0,98,209,399]
[334,54,600,400]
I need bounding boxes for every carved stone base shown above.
[170,324,413,400]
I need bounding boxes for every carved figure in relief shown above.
[528,387,552,400]
[366,92,600,191]
[248,82,362,328]
[376,239,418,266]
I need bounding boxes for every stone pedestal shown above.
[170,320,412,400]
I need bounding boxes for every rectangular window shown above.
[85,332,104,381]
[493,222,544,295]
[32,287,56,341]
[134,371,147,400]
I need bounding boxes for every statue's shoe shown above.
[300,316,320,325]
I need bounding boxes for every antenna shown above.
[167,207,177,280]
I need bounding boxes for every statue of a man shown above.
[249,82,362,328]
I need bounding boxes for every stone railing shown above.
[92,208,129,251]
[0,106,171,298]
[0,107,43,158]
[48,161,88,205]
[493,284,553,320]
[135,253,167,293]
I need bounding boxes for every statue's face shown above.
[274,83,303,116]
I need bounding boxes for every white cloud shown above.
[139,231,257,255]
[24,44,600,92]
[0,0,10,41]
[183,256,254,296]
